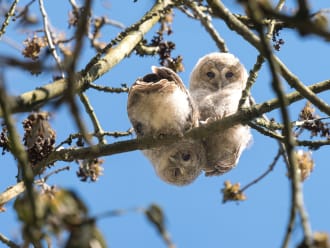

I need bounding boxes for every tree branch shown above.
[185,0,228,52]
[0,0,20,38]
[0,0,172,117]
[0,232,20,248]
[39,79,330,168]
[206,0,330,117]
[38,0,64,77]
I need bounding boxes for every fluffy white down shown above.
[136,87,191,132]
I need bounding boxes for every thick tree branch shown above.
[0,182,25,206]
[0,0,172,117]
[206,0,330,117]
[40,80,330,167]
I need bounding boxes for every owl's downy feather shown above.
[127,67,204,185]
[189,52,252,176]
[127,66,199,138]
[143,139,206,186]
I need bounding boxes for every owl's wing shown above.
[204,147,241,176]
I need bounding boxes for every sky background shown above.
[0,0,330,247]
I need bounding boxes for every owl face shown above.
[143,139,206,185]
[127,66,199,138]
[189,52,252,176]
[190,52,247,93]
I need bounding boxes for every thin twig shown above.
[239,54,265,109]
[249,121,284,140]
[66,0,93,145]
[38,0,64,77]
[79,92,107,144]
[186,0,228,52]
[55,128,133,150]
[250,121,330,148]
[42,166,70,182]
[0,233,20,248]
[240,149,282,192]
[0,165,70,208]
[0,0,20,38]
[265,0,286,40]
[88,82,129,93]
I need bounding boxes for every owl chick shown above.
[127,66,199,138]
[143,139,206,185]
[127,67,204,185]
[189,52,252,176]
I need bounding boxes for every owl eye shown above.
[225,71,234,79]
[181,153,191,161]
[206,71,215,79]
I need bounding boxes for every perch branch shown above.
[39,79,330,167]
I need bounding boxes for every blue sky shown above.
[0,0,329,247]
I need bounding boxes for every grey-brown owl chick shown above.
[127,66,199,138]
[189,52,252,176]
[143,139,206,185]
[127,67,204,185]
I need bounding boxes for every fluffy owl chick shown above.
[189,52,252,176]
[143,139,206,185]
[127,66,199,138]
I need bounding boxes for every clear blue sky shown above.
[0,1,329,247]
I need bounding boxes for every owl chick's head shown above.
[154,141,205,186]
[189,52,248,92]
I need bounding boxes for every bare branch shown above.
[243,1,312,246]
[0,0,172,117]
[88,82,129,93]
[0,182,25,206]
[0,233,20,248]
[0,0,20,38]
[79,92,107,144]
[185,1,228,52]
[38,0,64,77]
[37,78,329,168]
[0,78,37,222]
[206,0,330,117]
[239,54,265,109]
[240,149,282,193]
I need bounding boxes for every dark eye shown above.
[181,153,191,161]
[225,71,234,79]
[206,71,215,79]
